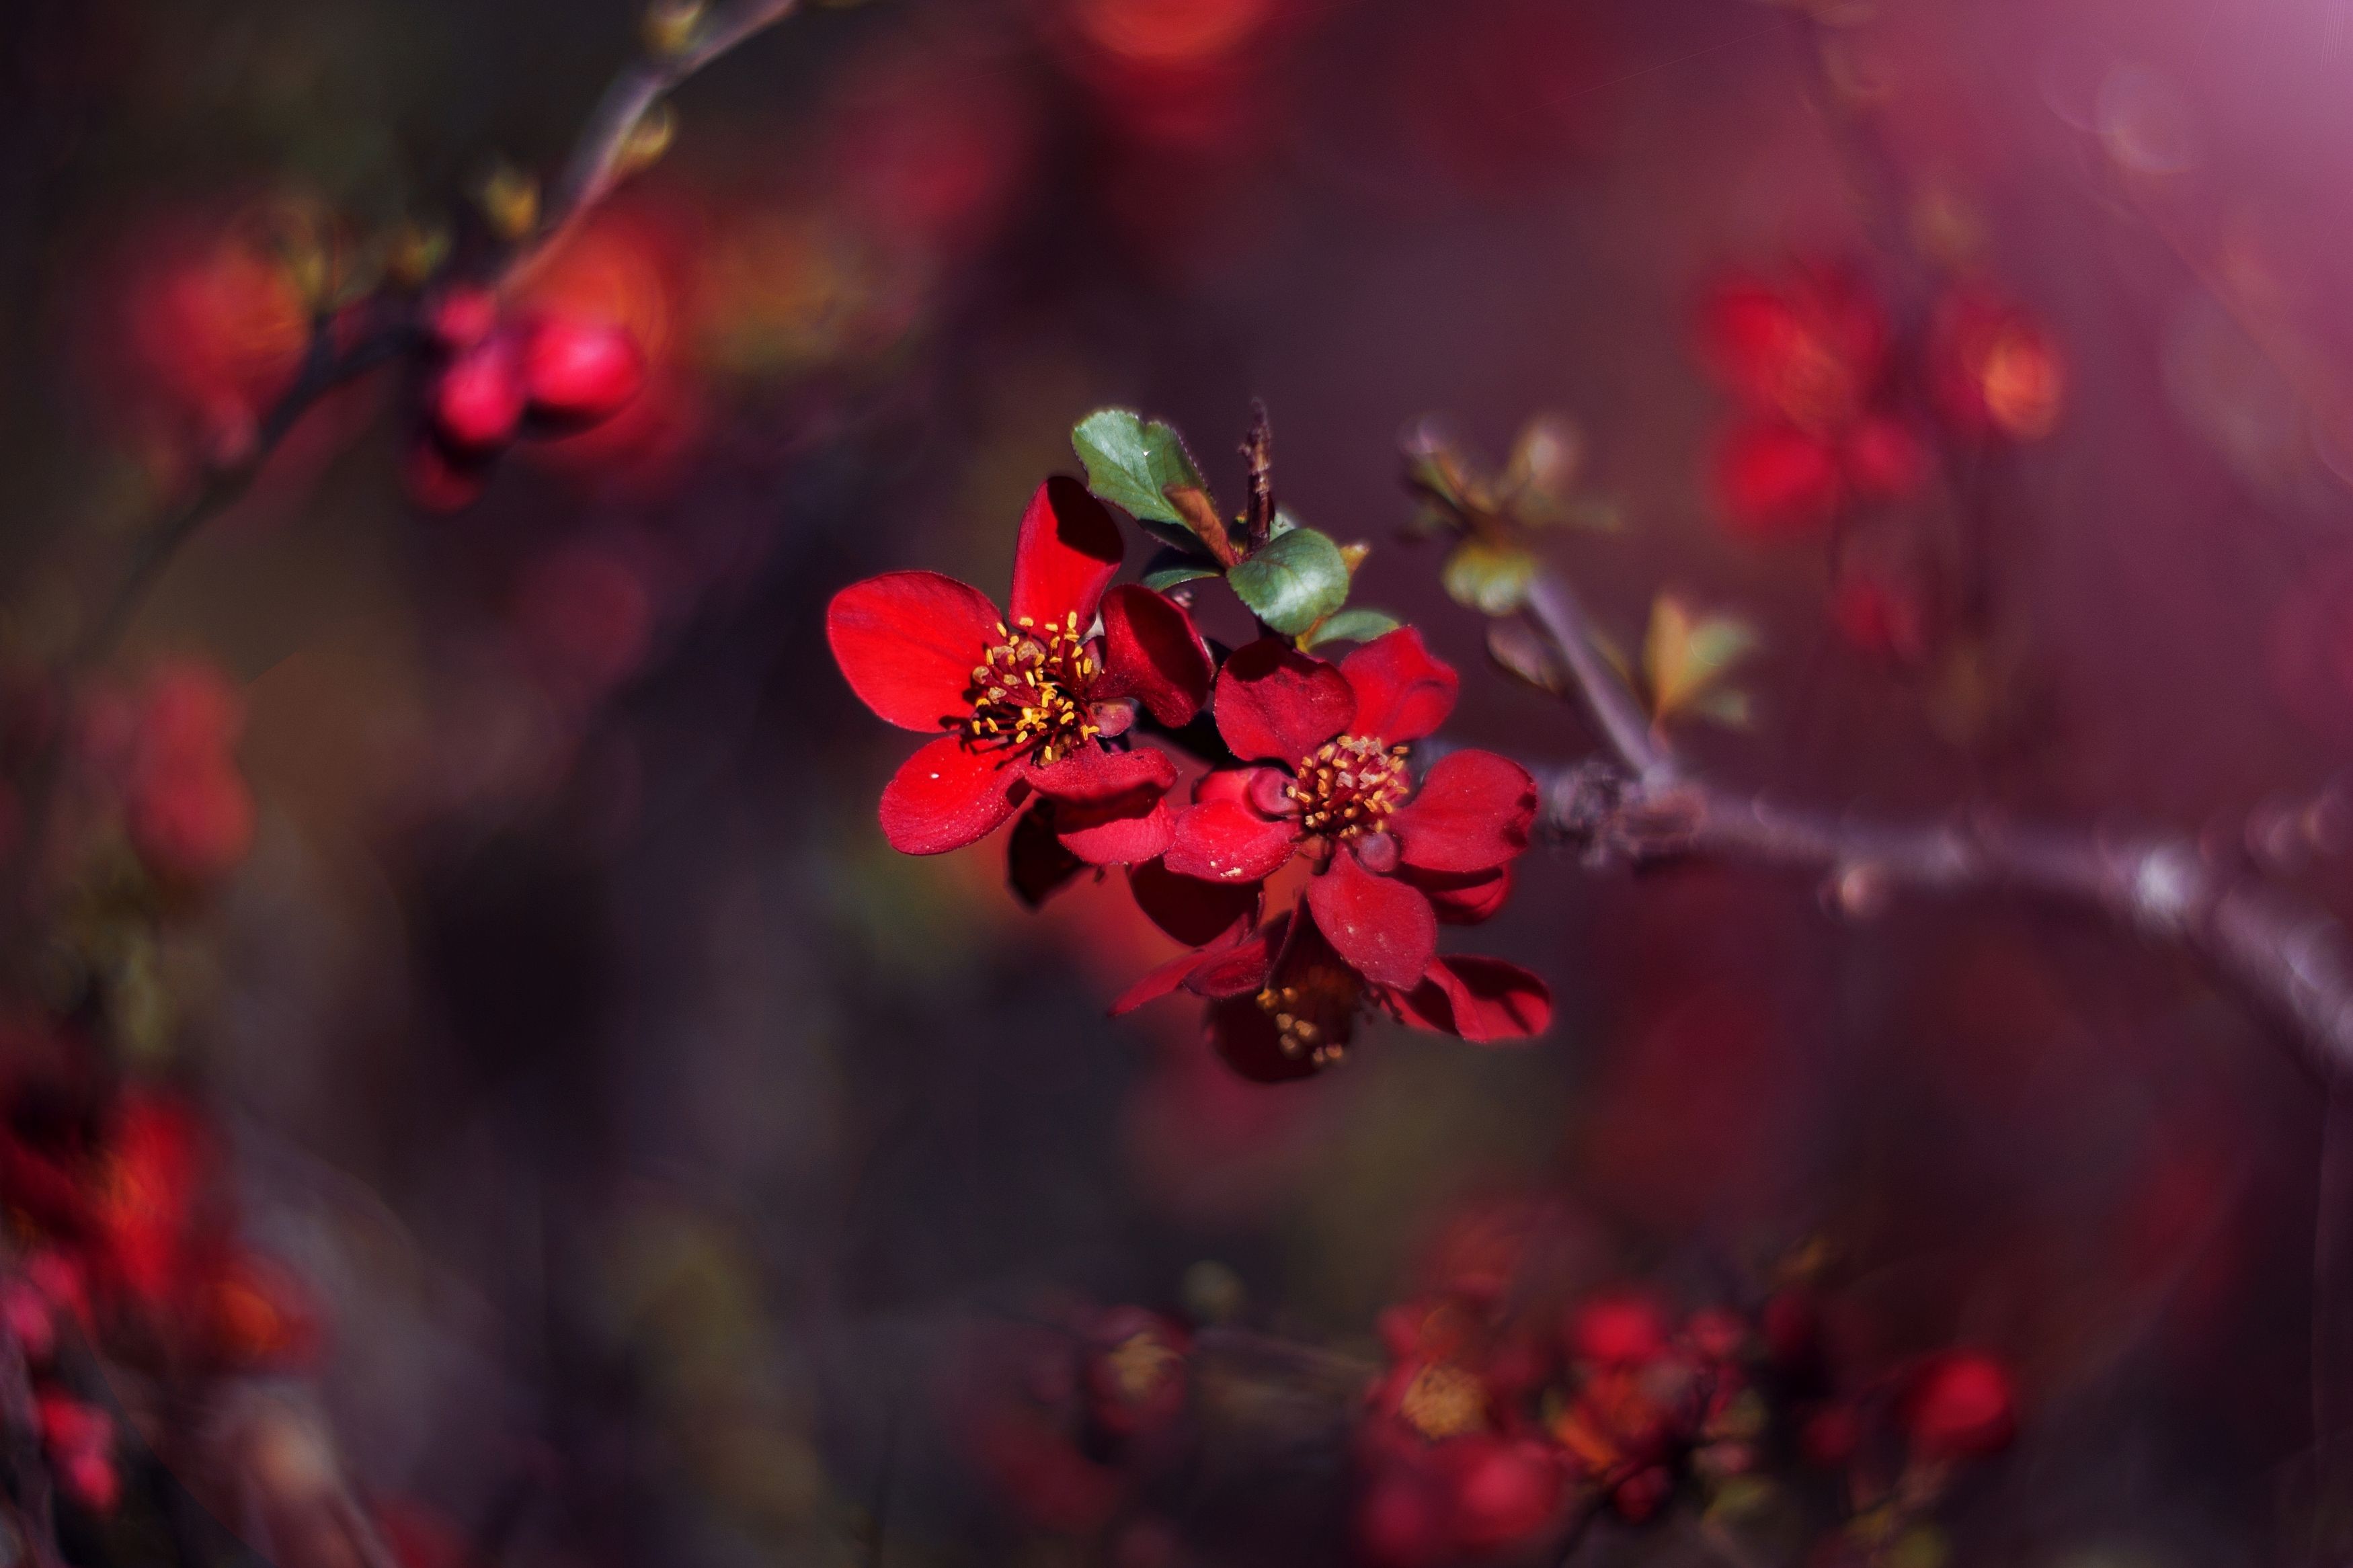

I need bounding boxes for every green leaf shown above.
[1643,593,1758,727]
[1485,619,1565,694]
[1229,527,1351,636]
[1072,409,1211,550]
[1302,607,1402,649]
[1144,562,1222,591]
[1501,413,1583,524]
[1441,541,1537,616]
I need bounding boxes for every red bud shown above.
[521,317,645,427]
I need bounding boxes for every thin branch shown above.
[1516,565,2353,1081]
[1519,569,1675,787]
[510,0,801,292]
[72,0,803,671]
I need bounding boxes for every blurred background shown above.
[4,0,2353,1561]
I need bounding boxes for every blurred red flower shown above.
[1700,267,1929,539]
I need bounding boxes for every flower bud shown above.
[1246,766,1298,817]
[521,318,645,427]
[1901,1350,2016,1461]
[1353,829,1400,874]
[426,286,500,353]
[1088,699,1136,739]
[432,339,526,450]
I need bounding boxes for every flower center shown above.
[964,613,1099,766]
[1399,1362,1488,1440]
[1287,735,1410,840]
[1255,960,1363,1067]
[1103,1329,1180,1405]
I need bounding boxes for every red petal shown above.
[1024,745,1177,803]
[1184,915,1285,999]
[878,736,1023,854]
[1207,997,1324,1083]
[1842,414,1929,499]
[1714,421,1843,539]
[1396,957,1553,1043]
[1111,949,1209,1016]
[1095,585,1213,727]
[1401,864,1514,925]
[1010,476,1123,633]
[1055,794,1173,866]
[1306,852,1436,989]
[1162,800,1299,885]
[1213,638,1354,764]
[1129,860,1261,947]
[1342,628,1459,743]
[1392,751,1538,874]
[1009,805,1088,907]
[827,572,1000,732]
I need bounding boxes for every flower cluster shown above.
[0,1078,319,1516]
[1700,265,2061,540]
[405,282,648,510]
[1353,1267,2020,1567]
[828,452,1551,1081]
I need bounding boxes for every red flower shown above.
[1082,1306,1191,1438]
[828,478,1211,865]
[1699,267,1929,539]
[1929,287,2064,442]
[1158,628,1535,989]
[1114,897,1550,1078]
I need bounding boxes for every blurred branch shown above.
[73,0,805,669]
[1517,565,2353,1082]
[510,0,803,292]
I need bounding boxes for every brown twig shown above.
[73,0,802,669]
[1242,399,1275,550]
[508,0,802,294]
[1515,565,2353,1081]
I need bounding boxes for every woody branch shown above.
[1516,565,2353,1083]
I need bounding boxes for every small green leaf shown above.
[1302,607,1402,649]
[1643,593,1758,727]
[1229,526,1351,636]
[1268,505,1304,539]
[1144,563,1222,591]
[1501,413,1583,524]
[1072,409,1212,549]
[1441,540,1537,616]
[1486,620,1565,694]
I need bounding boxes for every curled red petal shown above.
[827,572,1000,732]
[1183,914,1285,999]
[1213,638,1354,764]
[1392,751,1538,874]
[1094,584,1213,727]
[1401,864,1514,925]
[1306,852,1437,990]
[1395,956,1553,1043]
[879,735,1023,854]
[1342,627,1460,744]
[1055,794,1173,866]
[1129,860,1261,947]
[1010,476,1123,633]
[1162,799,1299,886]
[1112,949,1206,1016]
[1023,745,1177,803]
